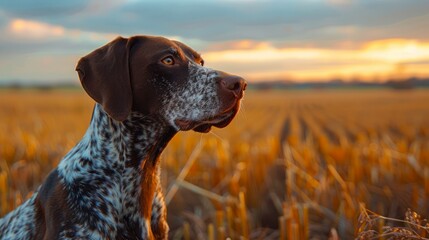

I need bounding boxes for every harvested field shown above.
[1,89,428,239]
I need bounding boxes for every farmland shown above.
[1,89,429,239]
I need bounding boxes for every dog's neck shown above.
[57,104,176,223]
[93,103,176,167]
[60,103,176,172]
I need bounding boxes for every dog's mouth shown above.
[175,101,241,133]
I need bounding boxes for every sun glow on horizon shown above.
[204,39,429,82]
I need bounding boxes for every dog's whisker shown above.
[238,101,247,120]
[208,130,227,143]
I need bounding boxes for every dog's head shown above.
[76,36,246,132]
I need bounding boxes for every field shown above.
[1,89,429,239]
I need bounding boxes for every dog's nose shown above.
[220,75,247,97]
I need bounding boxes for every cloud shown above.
[1,18,119,54]
[8,19,65,39]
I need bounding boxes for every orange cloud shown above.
[207,40,273,51]
[7,18,117,43]
[9,19,65,38]
[204,45,327,62]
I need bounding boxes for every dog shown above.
[0,35,246,239]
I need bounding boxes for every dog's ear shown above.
[76,37,132,122]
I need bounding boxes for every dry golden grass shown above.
[1,89,429,239]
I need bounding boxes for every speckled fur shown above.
[163,62,220,129]
[0,105,171,239]
[0,193,38,240]
[0,60,223,239]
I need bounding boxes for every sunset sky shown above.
[1,0,429,84]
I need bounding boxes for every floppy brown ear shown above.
[76,37,132,121]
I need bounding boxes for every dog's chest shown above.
[61,166,153,238]
[114,167,156,239]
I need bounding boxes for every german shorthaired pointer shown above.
[0,35,246,239]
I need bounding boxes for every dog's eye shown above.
[161,56,175,65]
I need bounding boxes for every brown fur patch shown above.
[139,158,158,239]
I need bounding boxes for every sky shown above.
[1,0,429,84]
